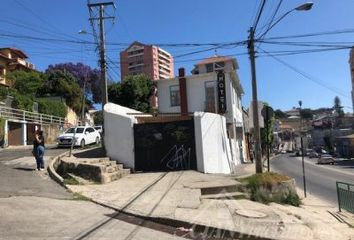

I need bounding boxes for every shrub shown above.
[37,99,67,118]
[240,172,301,206]
[11,93,34,111]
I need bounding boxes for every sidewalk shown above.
[59,157,354,240]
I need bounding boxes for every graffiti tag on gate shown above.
[160,145,191,170]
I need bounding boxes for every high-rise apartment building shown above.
[120,41,174,81]
[349,47,354,113]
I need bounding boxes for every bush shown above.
[37,99,67,118]
[240,172,301,206]
[11,93,34,111]
[0,86,8,100]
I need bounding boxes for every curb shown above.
[47,151,70,188]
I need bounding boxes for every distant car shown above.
[94,125,103,134]
[308,150,319,158]
[57,126,101,148]
[317,154,335,165]
[296,148,310,156]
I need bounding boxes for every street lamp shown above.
[299,100,307,198]
[260,2,314,38]
[248,2,313,173]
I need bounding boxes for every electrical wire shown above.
[258,47,350,99]
[263,28,354,41]
[252,0,267,30]
[257,0,283,38]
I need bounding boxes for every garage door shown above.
[8,122,22,146]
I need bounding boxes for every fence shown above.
[0,105,65,125]
[336,181,354,213]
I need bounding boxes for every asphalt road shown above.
[0,147,71,199]
[271,153,354,204]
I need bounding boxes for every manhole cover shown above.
[235,210,267,218]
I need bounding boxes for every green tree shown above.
[36,99,67,118]
[333,96,344,117]
[300,108,313,119]
[39,70,83,113]
[108,74,154,113]
[7,70,44,96]
[93,111,103,125]
[261,103,275,155]
[274,109,287,119]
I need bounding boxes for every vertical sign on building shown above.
[217,70,227,113]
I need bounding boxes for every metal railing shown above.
[336,181,354,213]
[0,105,66,125]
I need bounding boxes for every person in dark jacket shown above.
[33,130,45,171]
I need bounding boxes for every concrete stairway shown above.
[59,156,131,184]
[184,179,247,200]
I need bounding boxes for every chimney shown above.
[178,68,188,116]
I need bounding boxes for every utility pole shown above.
[81,76,87,125]
[87,1,115,150]
[248,27,263,173]
[299,101,307,197]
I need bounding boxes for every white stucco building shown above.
[156,56,248,168]
[103,56,249,174]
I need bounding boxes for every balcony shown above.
[14,58,34,69]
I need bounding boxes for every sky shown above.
[1,0,354,112]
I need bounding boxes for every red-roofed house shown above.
[0,48,35,87]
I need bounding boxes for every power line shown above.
[252,0,267,30]
[258,47,350,99]
[257,0,283,38]
[13,0,84,42]
[258,40,354,48]
[263,28,354,40]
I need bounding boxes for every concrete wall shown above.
[42,124,61,144]
[104,103,141,169]
[194,112,234,174]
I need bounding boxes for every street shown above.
[0,148,186,240]
[271,153,354,204]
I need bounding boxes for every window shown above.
[170,85,180,107]
[128,49,144,56]
[205,81,216,112]
[206,63,213,73]
[76,128,84,134]
[87,127,95,133]
[215,61,225,70]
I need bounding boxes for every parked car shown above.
[295,148,310,156]
[94,125,103,134]
[317,154,335,165]
[57,126,101,148]
[308,150,319,158]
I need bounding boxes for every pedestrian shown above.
[33,130,45,171]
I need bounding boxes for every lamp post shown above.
[248,2,313,174]
[299,100,307,198]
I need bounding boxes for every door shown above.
[134,119,197,172]
[8,122,22,146]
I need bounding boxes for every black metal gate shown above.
[134,119,197,172]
